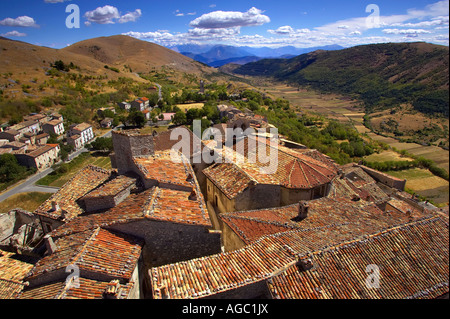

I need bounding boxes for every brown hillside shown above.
[62,35,215,75]
[0,36,144,83]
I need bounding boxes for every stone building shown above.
[14,144,60,170]
[42,119,65,136]
[203,139,339,215]
[68,123,94,146]
[21,131,221,298]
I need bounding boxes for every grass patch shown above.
[364,151,415,163]
[0,192,53,214]
[36,152,111,187]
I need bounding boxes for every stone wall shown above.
[360,165,406,191]
[110,220,222,268]
[221,220,246,252]
[112,131,155,175]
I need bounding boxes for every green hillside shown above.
[234,42,449,117]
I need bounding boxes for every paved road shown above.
[0,127,117,205]
[154,83,162,101]
[0,167,55,204]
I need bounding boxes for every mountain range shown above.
[170,44,344,67]
[231,42,449,117]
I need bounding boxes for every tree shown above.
[0,153,28,183]
[91,137,114,152]
[173,111,187,126]
[127,111,146,128]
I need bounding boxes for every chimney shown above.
[298,201,309,220]
[103,280,122,299]
[160,286,169,299]
[296,257,313,271]
[51,201,60,212]
[44,234,57,255]
[188,189,197,201]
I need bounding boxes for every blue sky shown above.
[0,0,448,49]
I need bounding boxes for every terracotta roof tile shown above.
[268,217,449,299]
[0,250,35,282]
[146,187,211,227]
[133,151,194,189]
[205,137,339,191]
[26,228,143,283]
[34,165,112,221]
[220,196,432,244]
[151,216,448,299]
[81,175,136,200]
[0,279,25,299]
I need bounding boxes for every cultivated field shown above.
[364,151,415,162]
[367,133,449,174]
[386,168,449,206]
[176,103,204,112]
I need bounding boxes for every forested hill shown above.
[233,42,449,117]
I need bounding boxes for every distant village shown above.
[0,88,448,300]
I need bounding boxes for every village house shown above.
[150,212,448,299]
[68,123,94,146]
[131,97,150,112]
[11,120,41,136]
[23,113,48,125]
[118,101,131,111]
[14,144,60,170]
[67,134,83,150]
[100,117,114,128]
[0,129,21,142]
[42,119,65,136]
[18,131,222,298]
[34,133,50,146]
[1,141,28,152]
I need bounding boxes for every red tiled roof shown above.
[19,277,134,299]
[268,217,449,299]
[151,216,448,299]
[0,279,25,299]
[146,187,211,227]
[220,196,432,244]
[51,184,212,237]
[133,151,194,189]
[205,137,339,192]
[25,228,143,284]
[34,165,112,221]
[203,163,255,199]
[50,188,156,238]
[81,175,136,200]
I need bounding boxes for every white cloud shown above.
[84,5,141,25]
[267,26,311,36]
[190,7,270,29]
[382,28,432,35]
[84,5,120,24]
[1,30,27,37]
[0,16,38,27]
[118,9,142,23]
